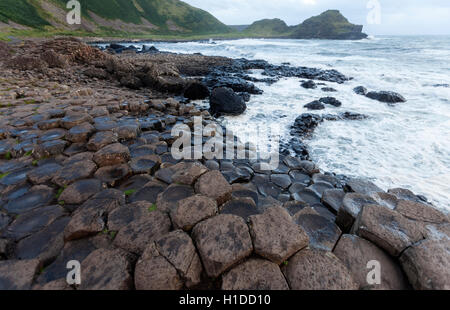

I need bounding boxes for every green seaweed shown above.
[148,203,158,212]
[124,189,137,196]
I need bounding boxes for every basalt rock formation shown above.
[0,39,448,291]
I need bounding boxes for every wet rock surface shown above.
[192,214,253,278]
[222,258,289,290]
[155,230,203,288]
[400,238,450,290]
[113,210,172,255]
[294,212,342,252]
[134,243,183,290]
[0,38,447,291]
[353,204,424,257]
[249,206,309,264]
[0,259,40,290]
[336,193,377,232]
[195,170,232,206]
[171,195,218,231]
[80,248,133,290]
[334,234,410,290]
[284,248,358,290]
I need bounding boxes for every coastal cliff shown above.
[290,10,368,40]
[240,10,367,40]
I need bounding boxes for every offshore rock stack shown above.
[0,39,448,290]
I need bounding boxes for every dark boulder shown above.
[353,86,367,95]
[339,112,368,120]
[322,87,337,92]
[304,100,325,110]
[205,75,263,95]
[184,81,210,100]
[301,80,317,89]
[366,91,406,104]
[141,45,159,53]
[291,114,323,138]
[109,43,124,50]
[108,43,126,53]
[320,97,342,107]
[209,87,247,116]
[240,92,251,102]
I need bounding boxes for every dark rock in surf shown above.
[141,45,159,53]
[366,91,406,104]
[320,97,342,107]
[209,87,247,116]
[240,92,251,102]
[301,80,317,89]
[109,43,125,51]
[338,112,368,120]
[353,86,367,96]
[204,74,263,95]
[322,87,337,92]
[304,101,325,110]
[291,114,323,138]
[184,81,210,100]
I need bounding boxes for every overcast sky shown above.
[184,0,450,35]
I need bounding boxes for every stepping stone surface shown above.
[195,170,232,205]
[354,204,424,257]
[155,230,203,288]
[171,195,218,231]
[334,234,410,290]
[4,185,55,214]
[156,184,194,212]
[220,198,260,221]
[28,163,62,184]
[134,244,183,290]
[59,179,103,205]
[284,248,358,290]
[222,258,289,290]
[295,213,342,252]
[400,238,450,290]
[249,206,309,264]
[336,193,377,232]
[93,143,130,167]
[193,214,253,278]
[52,160,97,187]
[114,210,171,255]
[80,248,133,290]
[4,205,66,241]
[0,259,40,290]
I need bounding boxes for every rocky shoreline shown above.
[0,39,449,290]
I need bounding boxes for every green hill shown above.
[243,18,290,37]
[234,10,367,40]
[290,10,367,40]
[0,0,231,37]
[0,0,50,28]
[0,3,366,40]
